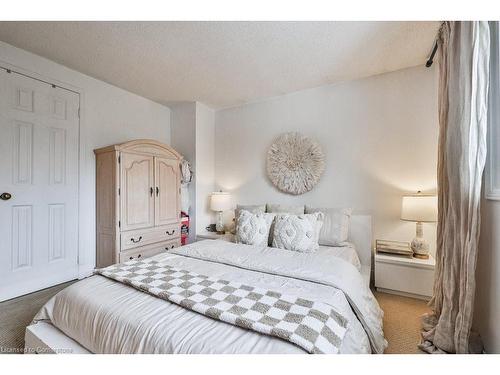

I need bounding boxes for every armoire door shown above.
[0,69,80,301]
[154,157,179,226]
[120,152,155,231]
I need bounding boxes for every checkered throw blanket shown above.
[96,259,349,354]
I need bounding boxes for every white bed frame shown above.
[25,321,90,354]
[24,214,372,354]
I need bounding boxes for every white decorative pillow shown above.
[305,206,352,246]
[232,204,266,234]
[272,213,324,253]
[265,204,305,245]
[236,210,275,246]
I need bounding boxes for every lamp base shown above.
[411,222,430,259]
[412,253,430,260]
[215,211,225,234]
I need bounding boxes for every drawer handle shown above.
[165,245,176,250]
[166,230,175,236]
[129,256,133,260]
[137,254,142,258]
[130,236,142,243]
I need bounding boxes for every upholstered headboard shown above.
[348,215,372,284]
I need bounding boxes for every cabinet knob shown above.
[0,192,12,201]
[166,230,175,236]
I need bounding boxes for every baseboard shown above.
[376,287,431,301]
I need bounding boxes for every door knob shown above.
[0,192,12,201]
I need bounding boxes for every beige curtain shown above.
[420,21,490,354]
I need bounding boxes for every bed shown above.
[24,215,387,354]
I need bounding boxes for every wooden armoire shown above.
[94,140,182,268]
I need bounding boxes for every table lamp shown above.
[401,192,437,259]
[210,191,231,234]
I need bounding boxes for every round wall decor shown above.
[267,132,325,195]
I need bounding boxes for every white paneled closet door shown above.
[0,69,80,301]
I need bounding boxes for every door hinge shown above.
[118,188,120,195]
[118,220,121,228]
[77,107,80,118]
[118,155,121,163]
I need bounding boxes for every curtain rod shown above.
[426,40,438,68]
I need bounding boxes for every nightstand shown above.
[375,252,435,300]
[196,231,235,242]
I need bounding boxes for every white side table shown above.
[375,252,435,300]
[196,231,235,242]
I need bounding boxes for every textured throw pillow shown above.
[272,213,324,253]
[266,204,305,215]
[232,204,266,234]
[305,206,352,246]
[236,210,275,246]
[265,204,305,245]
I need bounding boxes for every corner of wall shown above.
[169,101,217,242]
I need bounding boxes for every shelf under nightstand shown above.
[375,252,435,300]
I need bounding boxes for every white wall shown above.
[474,198,500,353]
[215,66,438,253]
[0,41,171,277]
[195,102,216,232]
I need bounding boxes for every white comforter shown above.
[33,240,387,354]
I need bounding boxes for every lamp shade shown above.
[401,194,437,222]
[210,192,231,212]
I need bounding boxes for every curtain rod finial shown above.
[426,41,439,68]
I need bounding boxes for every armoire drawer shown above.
[120,223,180,251]
[118,240,179,263]
[163,238,181,251]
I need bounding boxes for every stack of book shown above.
[376,240,412,258]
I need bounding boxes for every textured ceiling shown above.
[0,21,440,109]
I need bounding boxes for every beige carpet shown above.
[0,281,75,354]
[375,291,431,354]
[0,281,430,354]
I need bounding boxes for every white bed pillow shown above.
[235,210,275,246]
[305,206,352,246]
[266,204,305,215]
[235,204,266,218]
[272,212,324,253]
